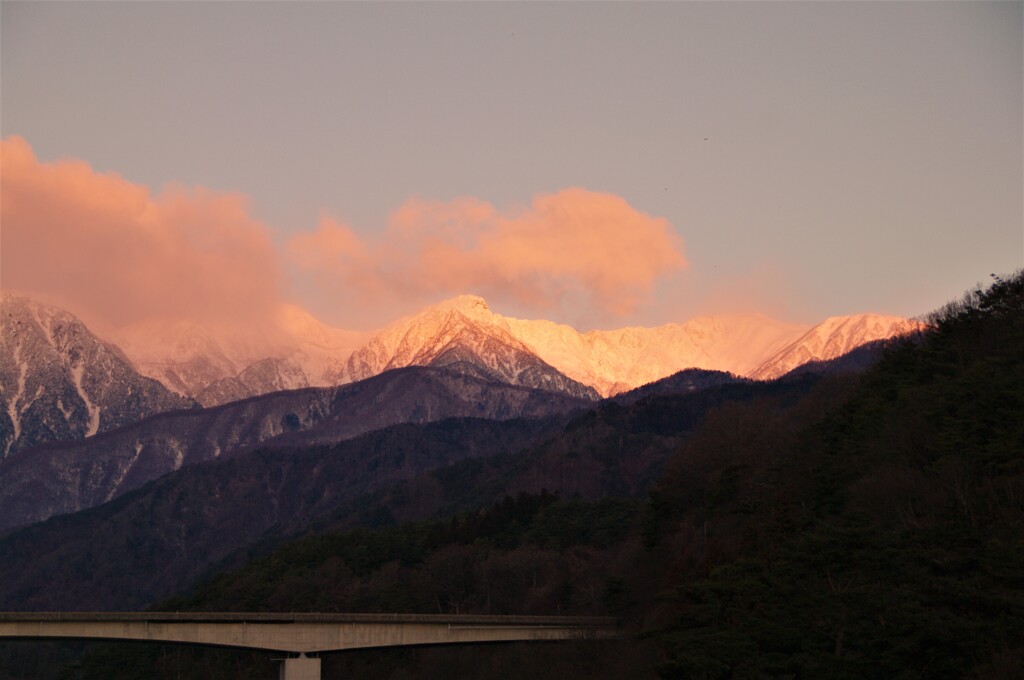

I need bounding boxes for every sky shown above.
[1,1,1021,334]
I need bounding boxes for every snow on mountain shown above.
[110,319,258,397]
[323,297,920,398]
[507,314,808,396]
[0,293,193,457]
[75,294,922,404]
[274,303,368,386]
[110,304,367,402]
[196,357,310,407]
[335,296,599,400]
[750,313,926,380]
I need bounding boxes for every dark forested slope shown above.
[0,372,815,614]
[0,416,563,611]
[645,272,1024,679]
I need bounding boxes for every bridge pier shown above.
[280,653,320,680]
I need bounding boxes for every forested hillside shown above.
[645,272,1024,678]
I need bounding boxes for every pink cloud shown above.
[288,188,686,322]
[2,137,686,334]
[287,216,370,277]
[1,136,282,331]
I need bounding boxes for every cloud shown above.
[2,137,686,335]
[288,188,686,323]
[0,136,282,331]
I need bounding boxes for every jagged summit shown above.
[336,294,598,400]
[433,294,490,312]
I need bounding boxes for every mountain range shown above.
[0,288,922,538]
[0,291,922,457]
[111,294,924,401]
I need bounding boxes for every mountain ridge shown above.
[3,291,925,412]
[348,295,922,396]
[336,296,599,400]
[0,365,591,531]
[750,313,926,380]
[0,293,193,457]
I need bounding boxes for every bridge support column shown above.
[279,653,320,680]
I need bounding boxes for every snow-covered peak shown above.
[334,294,597,398]
[783,313,924,358]
[113,319,241,366]
[507,313,808,396]
[433,294,491,314]
[109,304,370,396]
[110,319,256,395]
[276,303,367,351]
[342,295,513,368]
[343,297,511,377]
[750,313,926,380]
[340,298,818,397]
[807,313,921,338]
[6,289,925,404]
[399,294,498,330]
[271,304,368,387]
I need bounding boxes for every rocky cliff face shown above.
[0,293,193,457]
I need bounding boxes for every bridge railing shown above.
[0,611,616,626]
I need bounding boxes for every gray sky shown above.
[2,1,1021,330]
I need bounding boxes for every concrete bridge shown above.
[0,611,619,679]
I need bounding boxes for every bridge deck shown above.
[0,611,618,653]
